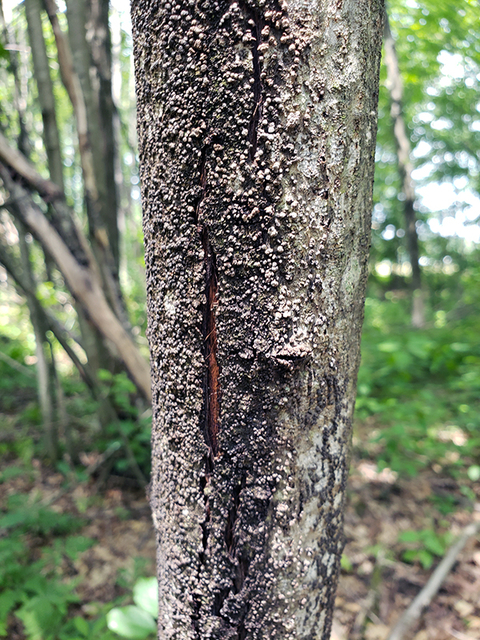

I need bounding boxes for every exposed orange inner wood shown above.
[202,228,220,458]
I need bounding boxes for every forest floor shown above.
[1,447,479,640]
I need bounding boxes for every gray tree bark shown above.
[132,0,384,638]
[17,224,59,460]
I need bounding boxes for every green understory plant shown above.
[398,526,452,570]
[355,271,480,479]
[107,577,158,639]
[0,491,117,640]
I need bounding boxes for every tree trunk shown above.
[132,0,384,637]
[65,0,120,274]
[0,158,151,402]
[383,12,425,328]
[25,0,65,191]
[45,0,125,327]
[85,0,120,272]
[18,225,58,460]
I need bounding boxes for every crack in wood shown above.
[211,475,250,627]
[200,226,220,459]
[224,475,246,559]
[192,149,220,461]
[189,6,265,621]
[190,148,222,635]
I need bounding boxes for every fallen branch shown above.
[386,519,480,640]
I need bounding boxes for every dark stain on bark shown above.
[211,474,250,629]
[224,482,242,556]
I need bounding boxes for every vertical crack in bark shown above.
[224,474,246,560]
[193,150,221,462]
[200,226,220,459]
[246,10,263,163]
[191,149,221,635]
[190,7,264,623]
[191,10,263,627]
[212,474,250,626]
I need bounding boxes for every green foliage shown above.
[429,492,460,516]
[0,511,80,637]
[373,0,480,270]
[97,370,152,479]
[356,265,480,478]
[340,554,354,573]
[0,337,36,413]
[398,527,452,569]
[0,41,9,62]
[0,494,84,536]
[0,483,120,640]
[98,370,137,417]
[107,578,158,640]
[0,465,25,483]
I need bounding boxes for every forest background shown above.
[0,0,479,639]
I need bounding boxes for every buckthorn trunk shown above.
[132,0,384,637]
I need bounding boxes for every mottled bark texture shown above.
[132,0,383,638]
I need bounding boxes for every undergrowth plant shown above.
[0,490,116,640]
[398,526,452,570]
[107,577,158,640]
[355,267,480,479]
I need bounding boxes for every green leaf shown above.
[398,530,420,543]
[468,465,480,481]
[0,466,24,484]
[98,369,113,382]
[378,341,401,353]
[451,343,470,353]
[402,549,418,564]
[133,578,158,618]
[418,549,434,570]
[0,42,9,62]
[16,597,59,640]
[64,536,96,561]
[0,589,21,635]
[340,554,353,573]
[73,616,90,636]
[0,508,30,530]
[107,606,156,639]
[423,533,446,557]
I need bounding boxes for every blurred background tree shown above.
[0,0,151,476]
